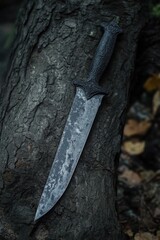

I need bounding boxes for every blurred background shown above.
[0,1,160,239]
[0,0,21,83]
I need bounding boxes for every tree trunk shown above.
[0,1,146,239]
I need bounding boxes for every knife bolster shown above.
[73,79,107,99]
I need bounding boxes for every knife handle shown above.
[74,20,122,99]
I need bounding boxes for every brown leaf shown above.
[153,90,160,115]
[119,169,142,186]
[125,229,134,237]
[122,140,145,155]
[139,170,154,181]
[134,232,158,240]
[124,119,151,137]
[144,74,160,92]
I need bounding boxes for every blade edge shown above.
[35,88,104,220]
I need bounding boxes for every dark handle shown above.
[88,21,122,83]
[74,20,122,99]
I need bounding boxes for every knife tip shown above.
[34,209,43,222]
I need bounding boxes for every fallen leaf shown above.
[139,170,154,181]
[144,74,160,92]
[124,119,151,137]
[125,228,134,237]
[153,90,160,115]
[134,232,158,240]
[119,169,142,185]
[122,140,145,155]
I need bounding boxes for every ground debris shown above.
[134,232,158,240]
[122,140,146,155]
[119,73,160,238]
[124,119,151,137]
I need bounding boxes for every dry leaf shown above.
[122,140,145,155]
[124,119,151,137]
[125,229,134,237]
[134,232,158,240]
[144,74,160,92]
[119,169,142,185]
[139,170,154,181]
[153,90,160,115]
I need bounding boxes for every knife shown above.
[35,20,122,221]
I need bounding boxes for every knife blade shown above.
[35,20,122,221]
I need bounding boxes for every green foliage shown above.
[152,3,160,17]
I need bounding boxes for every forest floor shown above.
[118,74,160,240]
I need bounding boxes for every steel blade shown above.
[35,88,104,220]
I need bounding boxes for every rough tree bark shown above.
[0,1,146,240]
